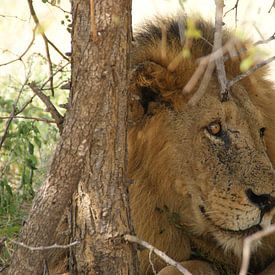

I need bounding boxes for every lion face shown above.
[129,79,275,259]
[170,83,275,256]
[128,17,275,267]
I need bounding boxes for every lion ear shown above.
[130,61,177,99]
[129,61,186,122]
[128,85,167,126]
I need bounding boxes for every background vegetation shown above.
[0,1,70,268]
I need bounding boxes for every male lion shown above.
[128,16,275,274]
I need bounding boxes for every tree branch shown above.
[224,0,239,28]
[124,234,192,275]
[0,80,29,151]
[213,0,229,101]
[254,32,275,46]
[187,0,230,105]
[41,61,71,90]
[268,0,275,13]
[239,224,275,275]
[183,39,235,94]
[9,239,80,251]
[28,82,64,132]
[0,27,36,67]
[0,116,55,124]
[227,56,275,88]
[187,60,215,106]
[27,0,70,96]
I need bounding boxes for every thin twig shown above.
[0,79,29,151]
[268,0,275,13]
[253,23,265,40]
[0,116,55,124]
[213,0,229,101]
[124,234,192,275]
[228,56,275,88]
[187,61,215,106]
[149,248,157,275]
[47,2,71,14]
[0,27,36,67]
[0,14,27,22]
[239,224,275,275]
[41,62,70,90]
[28,82,64,132]
[254,32,275,46]
[187,0,229,105]
[9,239,80,251]
[27,0,70,96]
[183,39,235,94]
[27,0,55,96]
[46,39,70,61]
[224,0,239,28]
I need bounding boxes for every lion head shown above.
[128,17,275,273]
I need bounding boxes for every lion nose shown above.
[245,188,275,214]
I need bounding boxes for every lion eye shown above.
[207,122,222,136]
[260,127,266,138]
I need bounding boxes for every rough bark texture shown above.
[69,0,138,274]
[7,0,137,274]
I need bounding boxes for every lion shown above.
[128,16,275,275]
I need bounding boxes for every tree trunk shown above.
[7,0,138,274]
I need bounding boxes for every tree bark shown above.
[7,0,137,274]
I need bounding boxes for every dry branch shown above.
[27,0,54,95]
[0,116,55,124]
[268,0,275,13]
[41,62,70,90]
[183,39,235,94]
[124,234,192,275]
[9,239,79,251]
[0,80,29,151]
[28,82,64,132]
[254,32,275,46]
[187,0,229,105]
[239,224,275,275]
[27,0,70,96]
[213,0,229,101]
[0,27,36,67]
[224,0,239,28]
[228,55,275,88]
[187,61,215,106]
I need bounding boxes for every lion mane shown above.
[128,16,275,274]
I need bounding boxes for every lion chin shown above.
[211,224,262,259]
[128,14,275,275]
[217,208,275,259]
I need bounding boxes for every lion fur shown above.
[128,16,275,274]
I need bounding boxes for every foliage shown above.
[0,0,71,269]
[0,84,62,267]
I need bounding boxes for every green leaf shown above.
[34,136,42,148]
[182,48,191,58]
[28,142,34,155]
[21,166,27,186]
[32,125,40,134]
[178,0,186,10]
[26,155,37,169]
[5,184,13,196]
[185,19,202,39]
[240,57,254,72]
